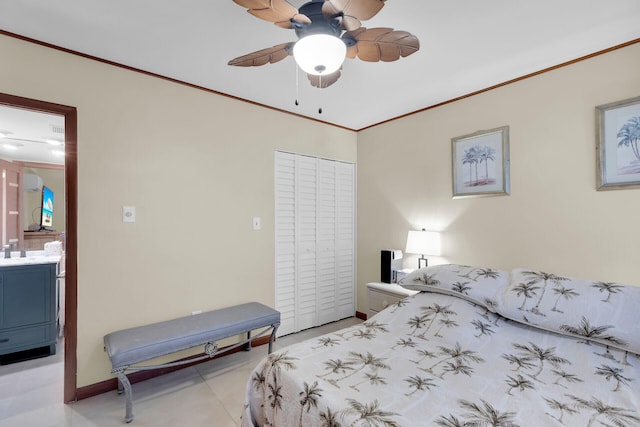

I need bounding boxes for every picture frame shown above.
[452,126,510,198]
[596,96,640,191]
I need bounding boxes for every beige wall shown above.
[0,34,357,386]
[357,43,640,313]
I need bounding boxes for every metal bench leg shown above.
[244,331,252,351]
[268,323,280,354]
[115,370,134,423]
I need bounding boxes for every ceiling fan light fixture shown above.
[293,34,346,75]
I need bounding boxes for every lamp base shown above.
[418,256,428,269]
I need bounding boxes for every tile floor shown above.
[0,317,361,426]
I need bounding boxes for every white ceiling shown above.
[1,0,640,133]
[0,105,65,166]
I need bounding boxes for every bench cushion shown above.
[104,302,280,370]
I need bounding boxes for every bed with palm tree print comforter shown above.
[241,264,640,427]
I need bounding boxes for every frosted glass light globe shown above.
[293,34,346,75]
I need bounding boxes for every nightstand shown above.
[366,282,418,319]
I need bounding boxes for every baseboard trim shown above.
[75,335,272,401]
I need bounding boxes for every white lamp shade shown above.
[293,34,346,75]
[406,230,441,256]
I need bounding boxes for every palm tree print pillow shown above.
[495,268,640,355]
[398,264,508,312]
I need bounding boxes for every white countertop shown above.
[0,250,62,267]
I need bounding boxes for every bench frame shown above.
[105,304,280,423]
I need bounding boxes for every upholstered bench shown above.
[103,302,280,423]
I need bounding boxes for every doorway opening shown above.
[0,92,78,403]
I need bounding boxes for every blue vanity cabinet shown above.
[0,263,57,356]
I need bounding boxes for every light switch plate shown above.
[123,206,136,223]
[252,217,261,230]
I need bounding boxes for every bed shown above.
[242,264,640,426]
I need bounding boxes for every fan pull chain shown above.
[294,63,300,106]
[318,75,323,114]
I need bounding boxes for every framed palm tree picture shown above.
[596,95,640,190]
[452,126,510,198]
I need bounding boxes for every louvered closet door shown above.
[274,152,296,335]
[316,159,337,325]
[275,152,355,336]
[294,155,318,332]
[334,161,355,320]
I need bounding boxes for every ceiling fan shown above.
[228,0,420,88]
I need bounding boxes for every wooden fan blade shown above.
[274,13,312,29]
[344,27,365,58]
[233,0,311,28]
[322,0,385,29]
[346,27,419,62]
[307,70,341,88]
[341,15,362,32]
[228,42,294,67]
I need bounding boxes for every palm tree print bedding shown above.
[241,265,640,426]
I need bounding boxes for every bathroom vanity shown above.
[0,253,61,358]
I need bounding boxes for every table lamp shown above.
[405,229,441,268]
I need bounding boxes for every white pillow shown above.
[398,264,508,312]
[495,268,640,355]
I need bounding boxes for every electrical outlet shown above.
[191,310,202,315]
